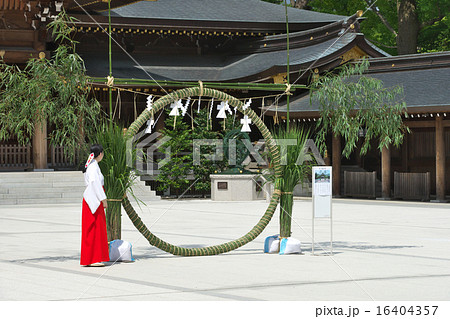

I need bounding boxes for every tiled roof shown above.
[267,52,450,114]
[104,0,347,24]
[83,33,362,81]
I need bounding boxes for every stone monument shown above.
[210,129,264,201]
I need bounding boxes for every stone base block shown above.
[210,174,264,201]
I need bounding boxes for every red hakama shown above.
[80,199,110,265]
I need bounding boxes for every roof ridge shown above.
[368,51,450,73]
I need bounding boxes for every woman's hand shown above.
[102,199,108,210]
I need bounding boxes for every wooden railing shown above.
[50,145,77,168]
[394,172,430,201]
[0,144,32,170]
[344,171,377,198]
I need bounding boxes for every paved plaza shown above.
[1,198,449,301]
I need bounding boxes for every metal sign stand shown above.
[312,166,333,256]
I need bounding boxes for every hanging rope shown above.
[89,83,286,104]
[190,99,194,130]
[261,97,265,122]
[198,80,204,97]
[197,83,202,113]
[153,109,163,129]
[118,89,122,119]
[133,92,137,121]
[106,193,127,202]
[234,100,240,127]
[274,98,279,125]
[208,98,214,130]
[112,88,122,120]
[92,83,296,128]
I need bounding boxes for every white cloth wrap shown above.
[109,240,135,262]
[83,160,106,214]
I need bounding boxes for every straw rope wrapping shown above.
[123,86,282,256]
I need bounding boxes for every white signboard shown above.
[312,166,333,255]
[312,166,332,218]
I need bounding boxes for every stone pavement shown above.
[1,198,449,301]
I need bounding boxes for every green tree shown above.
[192,108,228,193]
[311,59,409,158]
[262,0,450,54]
[0,11,101,165]
[156,106,238,196]
[156,110,194,195]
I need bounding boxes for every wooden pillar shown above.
[401,132,408,172]
[435,116,446,201]
[324,149,331,166]
[154,110,166,132]
[332,134,341,196]
[381,145,391,198]
[32,120,48,170]
[33,30,46,52]
[355,139,362,167]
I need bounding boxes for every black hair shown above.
[82,144,104,173]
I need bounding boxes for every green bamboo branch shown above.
[88,77,306,92]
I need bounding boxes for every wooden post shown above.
[355,139,362,167]
[332,134,341,196]
[32,119,48,169]
[381,145,391,199]
[324,149,331,166]
[401,132,408,172]
[435,116,446,201]
[154,110,166,132]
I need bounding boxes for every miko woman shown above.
[80,144,110,267]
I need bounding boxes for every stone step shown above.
[0,172,82,179]
[0,197,81,205]
[0,192,156,201]
[1,190,83,199]
[129,195,160,202]
[0,198,19,205]
[0,172,47,179]
[0,177,83,184]
[1,181,85,188]
[4,186,155,195]
[0,170,160,203]
[6,187,85,194]
[62,192,84,199]
[127,195,159,202]
[130,187,157,195]
[17,198,80,205]
[0,194,158,204]
[3,186,157,198]
[1,182,55,188]
[52,181,85,187]
[0,192,64,199]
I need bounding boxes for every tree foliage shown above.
[192,108,230,192]
[311,59,409,158]
[0,11,101,158]
[156,110,194,194]
[156,107,238,195]
[261,0,450,54]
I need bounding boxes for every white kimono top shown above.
[83,160,107,214]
